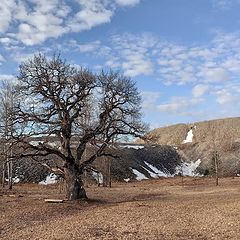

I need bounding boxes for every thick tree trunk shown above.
[64,166,87,200]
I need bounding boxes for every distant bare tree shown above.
[12,53,146,200]
[0,81,15,189]
[208,122,221,186]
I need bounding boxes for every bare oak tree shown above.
[12,54,146,200]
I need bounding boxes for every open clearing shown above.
[1,177,240,240]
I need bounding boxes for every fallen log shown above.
[44,199,64,203]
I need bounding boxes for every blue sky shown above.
[1,0,240,129]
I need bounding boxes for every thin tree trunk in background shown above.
[2,87,14,190]
[108,158,111,188]
[8,93,13,189]
[2,161,5,188]
[7,159,13,189]
[179,161,184,186]
[84,170,88,188]
[83,148,88,188]
[215,152,219,186]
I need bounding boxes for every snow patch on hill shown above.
[144,161,172,178]
[176,159,202,176]
[183,129,194,143]
[92,171,103,184]
[130,159,202,181]
[39,173,58,185]
[131,168,149,180]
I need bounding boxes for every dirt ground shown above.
[1,177,240,240]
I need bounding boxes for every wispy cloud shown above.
[212,0,240,10]
[192,84,209,97]
[0,74,16,81]
[141,91,161,111]
[157,97,204,115]
[109,33,157,77]
[0,54,5,63]
[68,40,102,53]
[61,30,240,113]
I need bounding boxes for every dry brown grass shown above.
[1,177,240,240]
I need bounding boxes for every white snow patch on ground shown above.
[39,173,58,185]
[5,177,20,183]
[144,161,172,178]
[176,159,201,176]
[183,129,194,143]
[13,177,20,183]
[29,141,44,146]
[124,178,130,182]
[130,159,202,181]
[47,142,61,148]
[122,145,144,149]
[92,171,103,184]
[142,166,158,178]
[131,168,148,181]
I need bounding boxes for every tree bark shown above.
[64,166,87,200]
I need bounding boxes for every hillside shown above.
[1,117,240,185]
[0,144,182,185]
[139,117,240,145]
[139,117,240,176]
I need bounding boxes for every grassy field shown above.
[1,177,240,240]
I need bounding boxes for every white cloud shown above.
[69,40,102,53]
[3,25,240,123]
[0,74,16,81]
[192,84,209,97]
[122,52,154,77]
[11,52,35,63]
[212,0,240,9]
[201,67,230,83]
[108,33,157,77]
[222,58,240,71]
[49,30,240,110]
[141,91,161,110]
[67,1,113,32]
[153,31,240,86]
[215,89,239,104]
[0,0,15,33]
[0,37,18,46]
[106,56,121,68]
[115,0,140,6]
[0,54,5,62]
[0,0,141,46]
[14,0,71,45]
[157,97,203,115]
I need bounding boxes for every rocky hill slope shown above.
[138,117,240,176]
